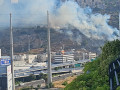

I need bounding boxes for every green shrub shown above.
[62,81,68,86]
[65,40,120,90]
[37,84,41,89]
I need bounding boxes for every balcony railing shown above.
[109,58,120,90]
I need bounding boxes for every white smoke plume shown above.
[0,0,119,41]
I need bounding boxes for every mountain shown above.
[0,0,119,55]
[0,26,104,55]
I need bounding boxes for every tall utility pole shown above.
[10,13,15,90]
[47,11,52,87]
[28,35,30,52]
[27,35,30,63]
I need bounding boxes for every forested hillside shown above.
[65,39,120,90]
[0,0,119,55]
[0,27,104,55]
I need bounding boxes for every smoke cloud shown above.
[0,0,119,41]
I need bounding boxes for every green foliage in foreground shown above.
[62,81,68,86]
[20,87,30,90]
[65,39,120,90]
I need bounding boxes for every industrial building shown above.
[0,49,12,90]
[14,54,37,64]
[53,49,74,63]
[36,53,47,62]
[0,65,12,90]
[2,54,46,66]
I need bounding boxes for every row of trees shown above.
[65,39,120,90]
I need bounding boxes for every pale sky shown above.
[11,0,18,3]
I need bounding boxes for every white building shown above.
[53,49,74,63]
[89,52,97,60]
[0,65,12,90]
[54,54,74,63]
[26,54,37,63]
[14,54,37,64]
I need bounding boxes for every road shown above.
[15,67,84,78]
[14,59,89,78]
[16,79,45,90]
[16,71,83,90]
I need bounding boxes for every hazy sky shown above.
[11,0,18,3]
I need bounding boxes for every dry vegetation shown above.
[53,75,77,88]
